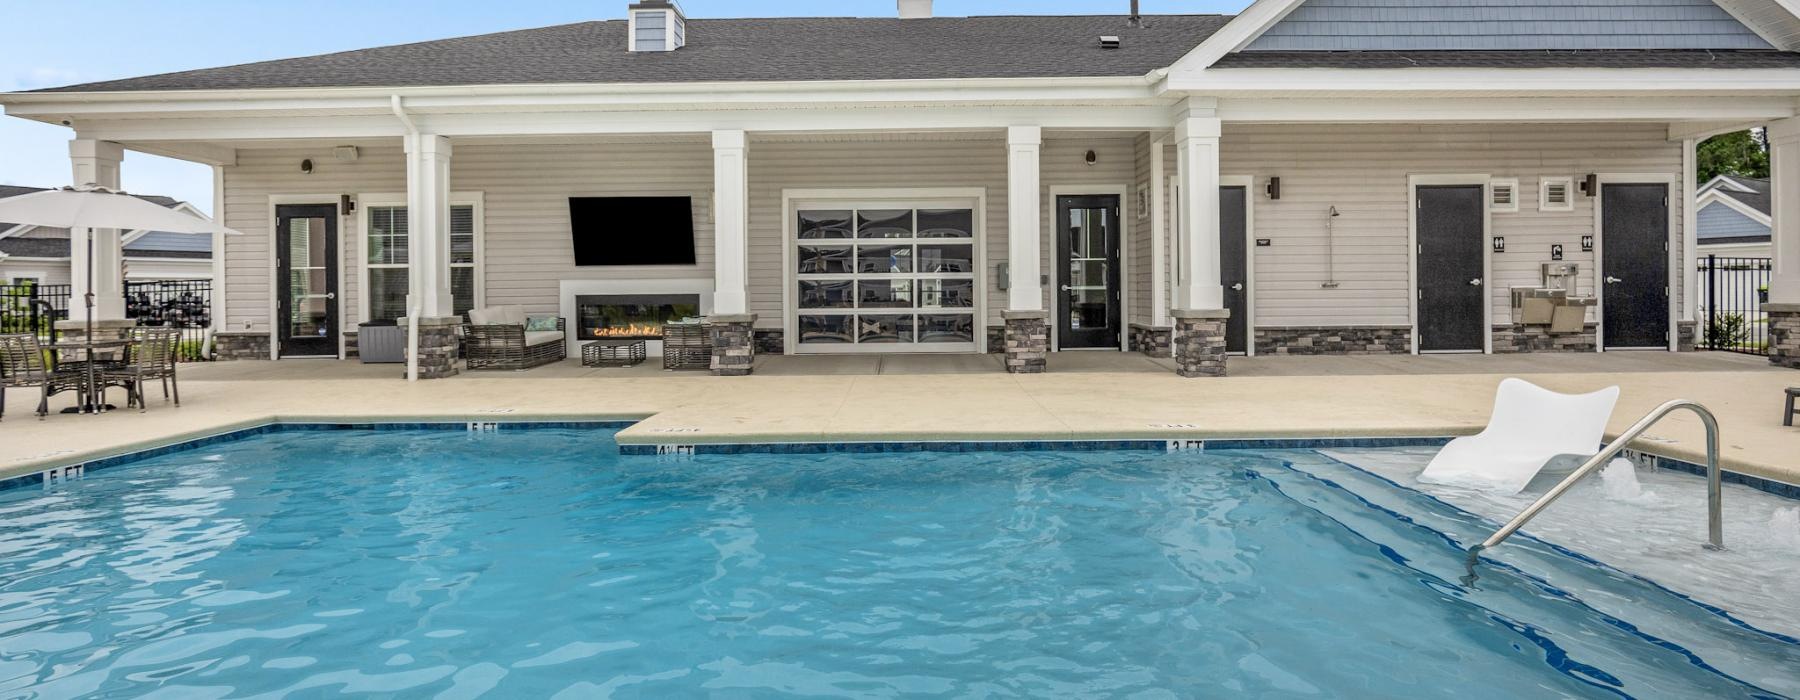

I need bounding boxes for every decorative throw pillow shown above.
[525,315,559,332]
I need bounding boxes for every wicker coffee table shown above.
[582,339,647,367]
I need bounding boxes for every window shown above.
[791,201,980,353]
[633,11,667,51]
[1489,178,1519,213]
[362,202,479,323]
[1540,177,1574,212]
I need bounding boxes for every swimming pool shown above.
[1,427,1794,697]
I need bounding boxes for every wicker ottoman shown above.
[583,340,647,368]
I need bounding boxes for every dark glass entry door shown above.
[1415,185,1486,352]
[276,204,339,357]
[1056,195,1122,349]
[1601,184,1670,349]
[1220,186,1249,353]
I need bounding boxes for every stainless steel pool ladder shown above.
[1463,400,1723,576]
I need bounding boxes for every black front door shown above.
[1602,183,1670,349]
[1056,195,1122,349]
[275,204,339,357]
[1220,186,1249,353]
[1415,185,1486,352]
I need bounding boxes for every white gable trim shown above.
[1713,0,1800,51]
[1167,0,1307,75]
[1697,189,1774,226]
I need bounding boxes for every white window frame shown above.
[1488,177,1520,213]
[781,187,987,355]
[355,192,485,325]
[1539,176,1576,212]
[628,8,684,52]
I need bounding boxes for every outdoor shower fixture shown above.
[1322,206,1341,289]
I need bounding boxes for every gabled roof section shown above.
[1242,0,1772,52]
[34,15,1232,93]
[1175,0,1800,72]
[1700,175,1772,216]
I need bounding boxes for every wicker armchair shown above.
[99,327,182,412]
[0,333,84,420]
[463,306,566,371]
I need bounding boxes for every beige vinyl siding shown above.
[1220,122,1683,328]
[0,262,72,286]
[1041,137,1137,342]
[1129,133,1156,327]
[457,141,714,317]
[221,146,404,334]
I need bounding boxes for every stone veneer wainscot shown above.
[1767,304,1800,369]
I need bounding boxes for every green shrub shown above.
[1705,313,1749,348]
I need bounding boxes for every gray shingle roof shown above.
[1710,176,1771,216]
[1210,49,1800,69]
[0,238,68,258]
[37,15,1233,93]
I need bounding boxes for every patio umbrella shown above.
[0,184,241,411]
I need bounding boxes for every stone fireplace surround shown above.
[558,279,714,357]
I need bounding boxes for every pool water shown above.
[0,429,1794,698]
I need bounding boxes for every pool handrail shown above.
[1464,399,1722,570]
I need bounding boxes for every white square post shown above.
[711,129,750,316]
[68,139,125,321]
[404,134,454,318]
[1173,108,1223,313]
[1006,126,1044,313]
[1769,119,1800,306]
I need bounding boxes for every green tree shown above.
[1697,128,1769,182]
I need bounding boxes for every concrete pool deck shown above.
[1,351,1795,486]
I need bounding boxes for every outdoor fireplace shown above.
[576,294,701,340]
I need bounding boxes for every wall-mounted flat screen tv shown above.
[569,196,696,266]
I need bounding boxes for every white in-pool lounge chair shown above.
[1418,378,1621,494]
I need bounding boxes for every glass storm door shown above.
[1056,195,1122,349]
[276,204,339,357]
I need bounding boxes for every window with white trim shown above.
[1539,177,1574,212]
[1489,178,1520,213]
[791,201,981,353]
[362,204,478,322]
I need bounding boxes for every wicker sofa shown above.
[463,305,566,371]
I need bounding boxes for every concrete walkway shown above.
[2,352,1795,486]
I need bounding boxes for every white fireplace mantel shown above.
[559,278,715,356]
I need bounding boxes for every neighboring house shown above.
[0,184,214,287]
[1696,175,1773,258]
[4,0,1800,374]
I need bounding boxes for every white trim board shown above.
[1407,174,1495,356]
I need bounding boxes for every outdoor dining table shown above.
[42,337,131,414]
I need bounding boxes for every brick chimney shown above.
[898,0,932,19]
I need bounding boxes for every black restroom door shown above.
[1220,186,1249,353]
[275,204,340,357]
[1056,195,1122,349]
[1415,185,1486,352]
[1601,184,1670,349]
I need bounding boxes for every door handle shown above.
[1059,285,1072,292]
[1469,278,1483,287]
[1231,283,1245,291]
[325,292,337,300]
[1605,276,1623,284]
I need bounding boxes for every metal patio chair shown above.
[0,333,83,420]
[99,327,182,412]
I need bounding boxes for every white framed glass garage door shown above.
[788,198,983,354]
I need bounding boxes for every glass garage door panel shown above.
[795,206,978,352]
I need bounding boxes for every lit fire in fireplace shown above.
[591,323,663,339]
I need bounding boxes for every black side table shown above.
[583,340,647,368]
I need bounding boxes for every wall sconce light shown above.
[1492,236,1506,253]
[1579,173,1598,196]
[1265,176,1282,200]
[1084,150,1098,166]
[340,194,356,214]
[300,159,314,175]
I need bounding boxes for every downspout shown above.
[391,95,423,382]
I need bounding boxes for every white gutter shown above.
[392,95,422,383]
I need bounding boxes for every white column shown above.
[1681,138,1699,323]
[1149,134,1170,323]
[1006,126,1043,312]
[1174,113,1223,311]
[711,129,751,316]
[1770,119,1800,305]
[69,139,125,320]
[404,134,453,318]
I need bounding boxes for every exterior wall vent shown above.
[1539,177,1574,212]
[1489,178,1520,213]
[1099,35,1122,49]
[628,0,686,52]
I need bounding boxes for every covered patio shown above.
[3,350,1793,487]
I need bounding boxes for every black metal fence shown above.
[1697,255,1772,356]
[0,280,213,361]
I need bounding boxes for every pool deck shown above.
[2,351,1796,486]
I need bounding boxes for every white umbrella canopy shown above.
[0,184,240,236]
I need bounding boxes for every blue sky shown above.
[0,1,1243,216]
